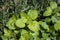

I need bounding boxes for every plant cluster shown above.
[0,0,60,40]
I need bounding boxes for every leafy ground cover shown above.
[0,0,60,40]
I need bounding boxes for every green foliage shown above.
[45,18,51,23]
[4,28,12,38]
[54,20,60,30]
[6,15,16,29]
[51,16,58,23]
[50,2,57,9]
[56,12,60,16]
[28,10,38,20]
[43,7,52,16]
[20,12,27,18]
[0,0,60,40]
[41,22,49,31]
[15,18,26,28]
[19,30,29,40]
[28,21,40,32]
[19,29,34,40]
[42,33,49,39]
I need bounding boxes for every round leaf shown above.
[50,2,57,9]
[28,21,40,32]
[28,10,38,20]
[15,19,25,28]
[43,7,52,16]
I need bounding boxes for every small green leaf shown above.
[28,21,40,32]
[45,18,51,23]
[6,15,16,29]
[39,21,43,25]
[28,10,38,20]
[26,16,32,24]
[43,7,52,16]
[9,38,16,40]
[34,37,40,40]
[21,29,28,35]
[51,16,58,23]
[54,20,60,30]
[15,19,25,28]
[21,17,27,23]
[41,22,49,31]
[14,30,19,34]
[1,36,8,40]
[4,29,12,38]
[50,2,57,9]
[19,36,26,40]
[56,12,60,16]
[42,33,49,39]
[19,29,30,40]
[30,32,39,37]
[20,12,27,18]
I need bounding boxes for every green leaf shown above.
[21,17,27,23]
[15,18,25,28]
[50,2,57,9]
[30,32,39,37]
[1,36,8,40]
[19,36,26,40]
[42,33,49,39]
[46,38,51,40]
[51,16,58,23]
[19,29,30,40]
[56,12,60,16]
[54,20,60,30]
[34,37,40,40]
[41,22,49,31]
[14,30,19,34]
[20,12,28,23]
[45,18,51,23]
[20,12,27,18]
[6,15,16,29]
[28,10,38,20]
[4,29,12,38]
[26,15,32,24]
[43,7,52,16]
[21,31,29,38]
[28,21,40,32]
[21,29,28,35]
[39,21,43,25]
[9,38,16,40]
